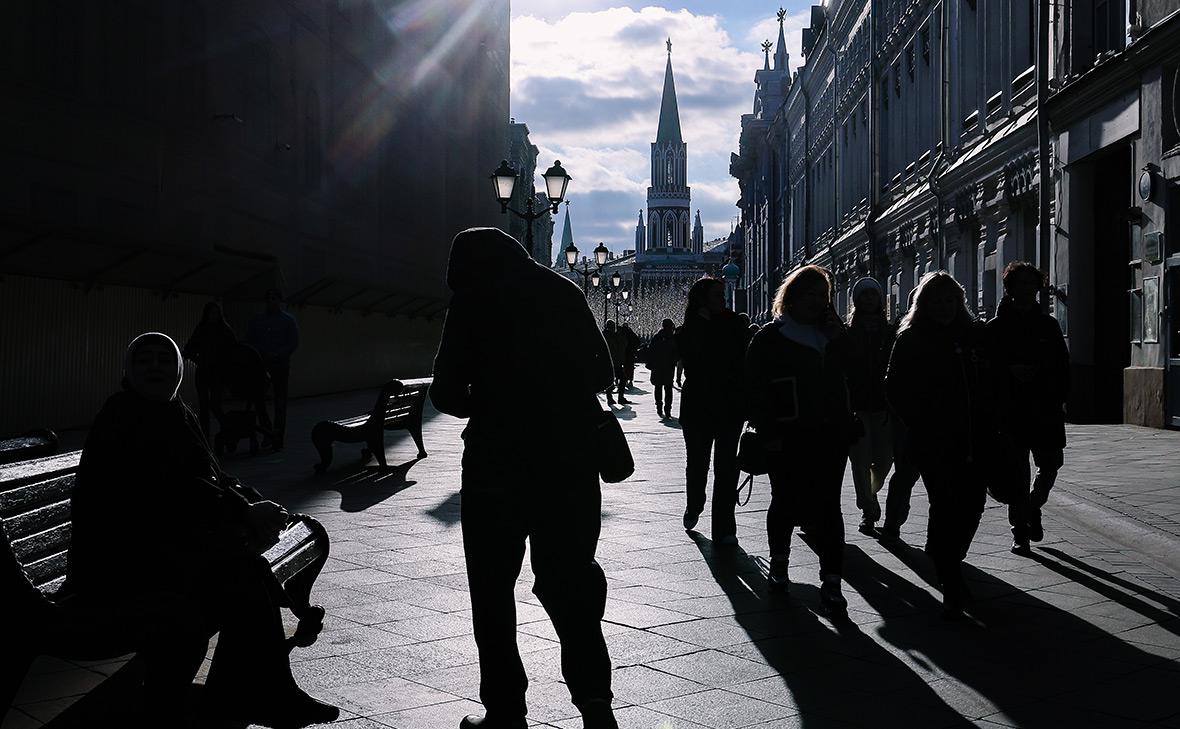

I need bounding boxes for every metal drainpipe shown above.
[869,0,881,281]
[802,82,812,259]
[830,43,840,244]
[929,0,952,271]
[1036,0,1052,311]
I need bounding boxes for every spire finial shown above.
[761,39,772,68]
[777,7,786,26]
[666,37,672,56]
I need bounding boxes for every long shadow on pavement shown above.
[309,458,420,513]
[842,541,1180,728]
[1034,546,1180,625]
[690,533,971,729]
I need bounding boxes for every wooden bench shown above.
[1,451,331,717]
[0,429,59,466]
[311,377,431,473]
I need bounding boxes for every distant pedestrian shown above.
[675,277,747,546]
[647,319,679,419]
[886,272,992,618]
[430,228,619,729]
[67,332,338,728]
[746,265,854,614]
[602,320,629,405]
[844,278,896,536]
[879,288,921,542]
[183,301,237,437]
[620,323,640,389]
[246,289,298,451]
[987,262,1069,555]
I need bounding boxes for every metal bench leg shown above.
[367,424,388,469]
[409,402,428,458]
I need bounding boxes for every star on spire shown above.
[666,37,672,56]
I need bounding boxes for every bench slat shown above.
[271,542,323,585]
[4,501,72,542]
[263,521,315,565]
[24,550,69,589]
[0,474,76,518]
[12,522,72,565]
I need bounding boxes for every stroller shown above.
[213,342,272,457]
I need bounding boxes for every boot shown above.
[1028,510,1045,542]
[581,699,619,729]
[1010,525,1032,556]
[819,574,847,614]
[767,554,790,594]
[460,715,528,729]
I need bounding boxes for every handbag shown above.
[594,408,634,483]
[737,427,768,476]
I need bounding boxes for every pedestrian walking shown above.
[66,332,338,728]
[987,262,1069,555]
[602,320,629,405]
[885,271,992,618]
[182,301,237,438]
[246,289,298,451]
[879,288,921,543]
[745,265,854,614]
[620,323,640,389]
[430,228,619,729]
[675,277,747,546]
[647,319,679,419]
[844,278,896,536]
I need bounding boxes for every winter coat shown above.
[885,319,994,467]
[66,390,256,597]
[843,317,896,413]
[646,329,679,384]
[985,298,1069,448]
[182,320,237,381]
[745,321,856,441]
[603,329,627,374]
[431,228,614,468]
[675,310,748,425]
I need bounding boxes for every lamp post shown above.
[491,159,571,255]
[565,240,610,294]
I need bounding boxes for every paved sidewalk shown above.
[5,372,1180,729]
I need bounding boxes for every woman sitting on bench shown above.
[65,332,338,729]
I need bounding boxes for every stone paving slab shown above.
[5,372,1180,729]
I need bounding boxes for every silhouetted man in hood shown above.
[431,228,619,729]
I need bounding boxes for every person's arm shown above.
[884,330,921,427]
[1047,316,1070,406]
[430,297,475,418]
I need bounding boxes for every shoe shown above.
[460,715,528,729]
[683,512,699,531]
[877,525,901,543]
[581,700,619,729]
[768,554,790,593]
[819,574,847,613]
[1028,512,1045,542]
[1010,540,1032,556]
[858,519,878,537]
[716,534,739,548]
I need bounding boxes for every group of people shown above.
[675,262,1069,617]
[600,320,641,406]
[181,290,299,451]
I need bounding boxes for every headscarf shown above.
[123,332,184,401]
[851,277,883,303]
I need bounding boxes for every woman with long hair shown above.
[885,272,991,617]
[844,278,896,536]
[745,265,855,613]
[674,277,748,545]
[182,301,237,437]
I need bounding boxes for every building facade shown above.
[731,2,1180,428]
[0,0,510,433]
[505,119,555,266]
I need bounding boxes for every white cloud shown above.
[512,7,764,253]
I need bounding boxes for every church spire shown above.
[560,201,574,249]
[774,7,789,71]
[656,38,683,144]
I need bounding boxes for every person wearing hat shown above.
[65,332,338,727]
[844,277,897,536]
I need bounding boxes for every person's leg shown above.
[664,384,674,417]
[813,442,848,579]
[766,464,794,586]
[682,425,712,528]
[919,459,961,606]
[869,412,894,495]
[654,382,665,415]
[1028,445,1063,540]
[462,487,530,720]
[710,420,742,540]
[882,423,919,533]
[528,475,614,721]
[847,415,878,529]
[270,363,290,447]
[1006,439,1033,551]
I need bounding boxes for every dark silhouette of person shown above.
[602,320,629,405]
[65,332,338,728]
[647,318,679,419]
[619,323,640,389]
[182,302,237,438]
[675,277,747,546]
[247,289,298,451]
[987,261,1069,554]
[843,277,896,536]
[745,265,853,614]
[430,228,619,729]
[879,287,921,542]
[886,271,992,618]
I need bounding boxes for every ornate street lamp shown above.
[491,158,571,255]
[611,271,622,289]
[594,242,609,267]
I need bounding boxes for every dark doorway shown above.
[1089,144,1133,422]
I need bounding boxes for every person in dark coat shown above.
[886,272,992,618]
[620,323,640,388]
[602,320,629,405]
[647,318,679,419]
[879,287,921,543]
[987,262,1069,554]
[746,265,854,613]
[675,277,747,545]
[66,332,338,728]
[430,228,619,729]
[182,302,237,438]
[247,289,299,451]
[843,278,896,536]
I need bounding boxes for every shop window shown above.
[1130,286,1143,343]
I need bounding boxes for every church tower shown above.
[647,39,690,251]
[635,210,646,253]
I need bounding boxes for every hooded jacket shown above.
[985,297,1069,444]
[431,228,614,460]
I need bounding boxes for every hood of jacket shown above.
[446,227,532,294]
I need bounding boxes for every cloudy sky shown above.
[510,1,811,258]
